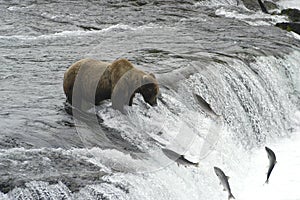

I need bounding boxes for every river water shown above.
[0,0,300,199]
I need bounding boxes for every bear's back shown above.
[76,59,111,103]
[108,58,143,89]
[64,58,111,104]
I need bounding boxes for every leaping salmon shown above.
[265,146,277,184]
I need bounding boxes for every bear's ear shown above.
[143,74,158,86]
[143,74,150,80]
[149,73,156,79]
[143,74,155,84]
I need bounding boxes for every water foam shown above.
[215,7,288,26]
[0,24,155,41]
[195,0,240,7]
[278,0,300,10]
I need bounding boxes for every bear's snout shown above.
[148,98,157,106]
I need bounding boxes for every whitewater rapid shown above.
[236,111,300,200]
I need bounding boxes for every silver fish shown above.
[265,146,277,184]
[193,93,221,119]
[162,148,199,167]
[214,167,235,200]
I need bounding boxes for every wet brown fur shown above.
[63,58,159,108]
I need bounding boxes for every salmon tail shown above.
[265,179,269,184]
[228,193,235,199]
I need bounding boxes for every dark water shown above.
[0,0,300,199]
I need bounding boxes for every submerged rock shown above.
[275,22,300,35]
[252,0,300,35]
[241,0,261,11]
[258,0,269,13]
[264,1,279,11]
[241,0,279,12]
[281,8,300,22]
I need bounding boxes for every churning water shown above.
[0,0,300,199]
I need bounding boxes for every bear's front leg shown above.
[129,94,135,106]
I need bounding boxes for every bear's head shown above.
[138,73,159,106]
[111,62,160,113]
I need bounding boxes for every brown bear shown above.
[63,58,159,113]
